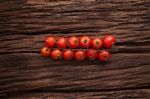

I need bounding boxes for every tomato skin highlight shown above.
[45,36,56,48]
[74,50,86,61]
[40,47,51,57]
[51,49,62,60]
[98,50,110,62]
[103,35,116,48]
[79,36,91,48]
[57,37,67,48]
[91,38,102,49]
[87,50,98,60]
[68,36,79,48]
[63,50,74,60]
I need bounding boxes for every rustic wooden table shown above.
[0,0,150,99]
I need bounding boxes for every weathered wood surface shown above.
[0,53,150,94]
[0,0,149,34]
[5,89,150,99]
[0,33,150,54]
[0,0,150,98]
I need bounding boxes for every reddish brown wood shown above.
[0,53,149,96]
[0,0,149,34]
[4,89,150,99]
[0,0,150,98]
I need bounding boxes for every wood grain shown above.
[0,53,149,95]
[4,89,150,99]
[0,32,150,54]
[0,0,150,98]
[0,0,149,34]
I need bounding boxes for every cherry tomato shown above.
[91,37,102,49]
[51,49,62,60]
[103,35,116,48]
[87,49,98,60]
[74,50,86,61]
[68,36,79,48]
[40,47,51,57]
[45,36,56,48]
[98,50,110,62]
[63,50,74,60]
[57,37,67,48]
[79,36,91,48]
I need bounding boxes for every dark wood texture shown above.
[5,89,150,99]
[0,53,150,94]
[0,0,150,98]
[0,0,149,34]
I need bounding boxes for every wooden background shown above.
[0,0,150,98]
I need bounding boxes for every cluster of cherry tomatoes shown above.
[40,35,116,62]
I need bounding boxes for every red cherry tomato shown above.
[51,49,62,60]
[79,36,91,48]
[98,50,110,62]
[57,37,67,48]
[45,36,56,48]
[87,49,98,60]
[68,36,79,48]
[91,37,102,49]
[63,50,74,60]
[74,50,86,61]
[103,35,116,48]
[40,47,51,57]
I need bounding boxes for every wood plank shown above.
[0,53,149,95]
[0,0,149,34]
[0,32,150,53]
[4,89,150,99]
[0,0,150,97]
